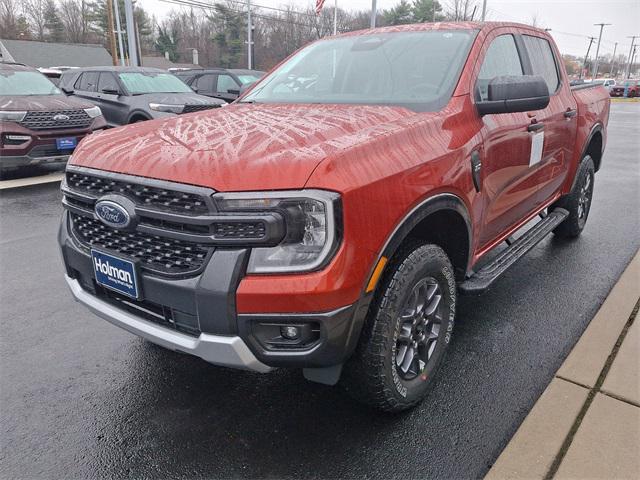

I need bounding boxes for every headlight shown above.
[214,190,341,273]
[0,110,27,122]
[84,106,102,118]
[149,103,185,114]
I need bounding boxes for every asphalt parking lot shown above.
[1,103,639,479]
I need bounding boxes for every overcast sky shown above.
[141,0,640,57]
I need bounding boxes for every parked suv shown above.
[174,68,264,102]
[59,23,609,411]
[1,62,106,176]
[610,79,640,97]
[59,67,224,127]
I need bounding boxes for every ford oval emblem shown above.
[95,200,130,229]
[53,114,70,121]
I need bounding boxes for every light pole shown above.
[123,0,138,66]
[625,36,639,79]
[481,0,487,21]
[247,0,253,69]
[370,0,377,28]
[580,37,596,80]
[113,0,126,66]
[592,23,611,79]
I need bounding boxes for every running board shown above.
[459,208,569,295]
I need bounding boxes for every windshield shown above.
[237,74,261,85]
[118,72,193,94]
[243,30,475,111]
[0,70,61,96]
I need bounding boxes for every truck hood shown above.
[70,103,415,191]
[0,94,96,111]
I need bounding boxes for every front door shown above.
[475,33,541,247]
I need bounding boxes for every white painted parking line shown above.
[0,172,64,190]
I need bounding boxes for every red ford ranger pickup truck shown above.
[59,22,610,412]
[1,62,106,176]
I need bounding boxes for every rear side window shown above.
[477,35,524,101]
[523,35,560,94]
[195,74,215,92]
[74,72,99,92]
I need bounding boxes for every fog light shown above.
[280,326,300,340]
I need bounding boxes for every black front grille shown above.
[182,104,218,114]
[70,213,213,275]
[21,109,91,130]
[66,172,210,215]
[29,143,76,158]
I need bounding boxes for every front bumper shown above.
[1,152,70,170]
[65,275,272,372]
[59,210,367,370]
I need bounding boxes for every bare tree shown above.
[22,0,47,40]
[1,0,20,38]
[58,0,91,43]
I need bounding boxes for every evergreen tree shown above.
[383,0,413,25]
[44,0,65,42]
[411,0,445,23]
[154,24,179,62]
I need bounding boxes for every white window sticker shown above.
[529,131,544,167]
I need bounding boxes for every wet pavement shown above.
[1,103,639,479]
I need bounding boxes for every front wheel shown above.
[340,242,457,412]
[552,155,595,238]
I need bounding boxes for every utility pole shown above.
[113,0,126,66]
[106,0,118,66]
[609,42,618,76]
[625,36,639,79]
[247,0,253,69]
[481,0,487,21]
[370,0,377,28]
[580,37,596,79]
[123,0,138,67]
[592,23,611,78]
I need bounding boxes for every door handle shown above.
[564,109,578,118]
[527,122,544,132]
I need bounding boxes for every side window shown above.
[97,72,120,93]
[75,71,99,92]
[523,35,560,94]
[216,74,238,93]
[73,73,84,90]
[195,74,215,92]
[477,35,524,101]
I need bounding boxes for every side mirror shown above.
[227,88,241,95]
[477,75,549,116]
[101,87,120,95]
[61,86,74,95]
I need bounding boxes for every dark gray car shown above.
[59,67,224,127]
[173,68,264,103]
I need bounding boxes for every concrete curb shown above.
[486,250,640,480]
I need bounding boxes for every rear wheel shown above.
[552,155,595,238]
[340,242,456,412]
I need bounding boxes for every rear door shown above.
[215,73,241,102]
[193,74,216,97]
[72,71,100,103]
[475,33,540,247]
[520,34,578,208]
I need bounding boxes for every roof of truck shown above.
[338,21,549,38]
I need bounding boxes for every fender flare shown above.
[569,122,604,192]
[340,193,474,362]
[368,192,474,291]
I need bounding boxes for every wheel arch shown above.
[374,193,473,284]
[127,110,151,123]
[582,123,604,172]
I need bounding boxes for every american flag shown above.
[315,0,325,15]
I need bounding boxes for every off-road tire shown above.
[552,155,595,238]
[340,241,457,412]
